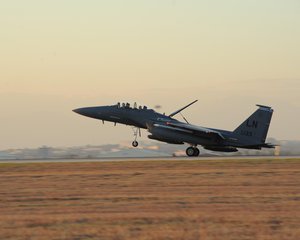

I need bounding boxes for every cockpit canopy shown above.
[116,102,148,110]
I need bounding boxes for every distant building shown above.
[0,152,14,160]
[38,146,51,159]
[275,146,281,156]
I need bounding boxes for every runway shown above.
[0,155,299,164]
[1,157,300,239]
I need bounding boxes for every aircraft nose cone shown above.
[73,108,83,114]
[73,107,90,117]
[73,107,101,119]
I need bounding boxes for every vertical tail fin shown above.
[233,105,273,144]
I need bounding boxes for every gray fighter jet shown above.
[73,101,275,157]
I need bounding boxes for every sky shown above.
[1,0,300,149]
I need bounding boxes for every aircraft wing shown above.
[165,122,225,140]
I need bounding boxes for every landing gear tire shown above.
[186,147,200,157]
[132,141,139,147]
[193,148,200,156]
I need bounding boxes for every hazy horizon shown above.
[1,1,300,150]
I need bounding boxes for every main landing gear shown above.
[132,127,141,148]
[186,146,200,157]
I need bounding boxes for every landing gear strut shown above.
[186,146,200,157]
[131,127,141,148]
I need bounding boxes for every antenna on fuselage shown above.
[169,100,198,118]
[180,112,190,124]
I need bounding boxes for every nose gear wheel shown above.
[132,141,139,147]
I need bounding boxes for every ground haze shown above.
[1,158,300,240]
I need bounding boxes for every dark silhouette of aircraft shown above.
[73,101,275,157]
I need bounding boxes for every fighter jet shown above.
[73,101,275,157]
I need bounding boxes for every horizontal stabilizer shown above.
[261,143,277,148]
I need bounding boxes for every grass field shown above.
[0,158,300,240]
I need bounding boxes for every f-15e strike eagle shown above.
[73,101,275,157]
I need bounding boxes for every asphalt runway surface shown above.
[0,155,299,164]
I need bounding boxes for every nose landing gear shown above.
[186,146,200,157]
[132,127,141,148]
